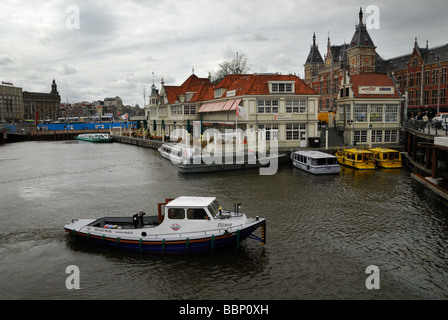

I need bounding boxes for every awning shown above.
[198,99,241,113]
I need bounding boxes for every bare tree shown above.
[212,52,251,83]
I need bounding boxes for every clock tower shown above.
[346,7,377,75]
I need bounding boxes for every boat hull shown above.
[75,134,113,143]
[65,219,266,254]
[291,160,341,174]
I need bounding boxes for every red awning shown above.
[199,99,241,113]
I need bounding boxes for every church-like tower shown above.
[304,32,323,86]
[346,7,377,74]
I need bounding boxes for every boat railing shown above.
[141,223,248,240]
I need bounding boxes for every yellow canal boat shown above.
[368,148,403,169]
[335,148,375,170]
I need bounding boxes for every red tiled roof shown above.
[163,73,317,104]
[349,73,401,98]
[211,74,317,98]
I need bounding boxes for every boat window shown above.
[187,208,209,220]
[328,158,337,165]
[168,208,185,219]
[394,152,400,160]
[383,153,388,160]
[208,200,220,217]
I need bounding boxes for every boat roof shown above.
[293,150,336,159]
[369,147,400,152]
[341,148,372,154]
[166,196,216,208]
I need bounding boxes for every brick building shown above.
[387,39,448,118]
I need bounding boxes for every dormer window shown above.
[269,81,294,94]
[214,88,225,98]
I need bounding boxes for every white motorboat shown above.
[290,150,340,174]
[64,196,266,254]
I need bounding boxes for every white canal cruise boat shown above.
[290,150,340,175]
[64,196,266,254]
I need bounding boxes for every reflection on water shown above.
[0,141,447,300]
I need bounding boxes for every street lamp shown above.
[369,123,373,148]
[347,119,354,146]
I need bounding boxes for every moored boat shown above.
[335,147,375,170]
[158,143,198,165]
[75,133,113,143]
[368,147,403,169]
[290,150,340,174]
[64,196,266,254]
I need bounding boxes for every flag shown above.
[121,113,128,120]
[236,105,246,117]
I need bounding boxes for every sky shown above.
[1,0,447,106]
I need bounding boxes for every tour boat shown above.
[290,150,340,174]
[335,147,375,170]
[75,133,113,143]
[368,147,403,169]
[64,196,266,254]
[158,143,198,165]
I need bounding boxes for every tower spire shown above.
[359,7,363,25]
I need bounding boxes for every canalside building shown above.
[387,39,448,118]
[0,82,24,122]
[305,8,403,147]
[23,80,61,122]
[146,73,319,149]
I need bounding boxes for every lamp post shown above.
[347,119,354,146]
[325,124,329,150]
[369,123,373,148]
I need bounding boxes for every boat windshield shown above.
[208,199,221,217]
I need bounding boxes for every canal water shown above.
[0,140,447,300]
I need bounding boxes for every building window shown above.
[271,82,293,93]
[354,130,367,143]
[372,130,382,143]
[369,104,383,122]
[354,104,368,122]
[286,100,307,113]
[432,90,438,105]
[171,105,182,115]
[385,104,398,122]
[258,100,279,113]
[432,70,439,84]
[416,72,421,86]
[441,89,446,105]
[424,71,430,85]
[409,73,414,87]
[286,123,306,140]
[384,130,398,143]
[260,124,279,141]
[184,105,196,115]
[424,91,430,105]
[441,68,447,83]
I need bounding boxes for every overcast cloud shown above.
[1,0,447,106]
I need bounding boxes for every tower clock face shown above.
[364,56,370,64]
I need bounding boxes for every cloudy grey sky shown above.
[1,0,447,106]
